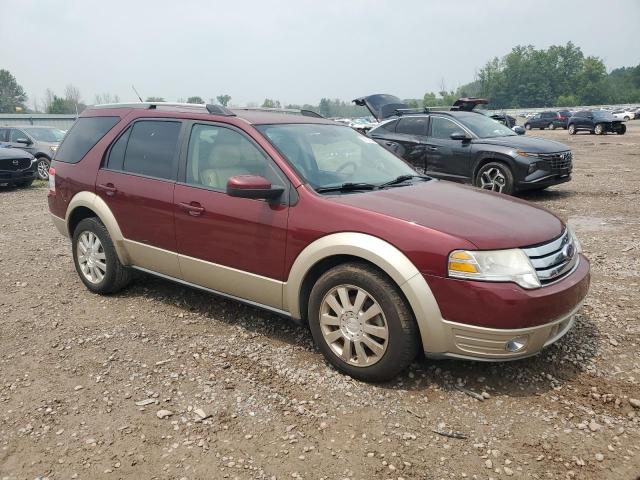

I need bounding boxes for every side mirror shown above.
[226,175,284,200]
[450,131,471,141]
[512,126,526,135]
[16,137,31,145]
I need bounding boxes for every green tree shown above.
[48,95,75,114]
[0,69,27,113]
[187,96,204,104]
[261,98,281,108]
[556,94,579,107]
[216,94,231,106]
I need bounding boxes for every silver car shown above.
[0,126,66,180]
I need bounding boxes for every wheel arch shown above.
[472,154,515,180]
[284,232,448,353]
[65,191,130,264]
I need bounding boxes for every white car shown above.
[611,109,636,121]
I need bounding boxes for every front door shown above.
[9,128,36,154]
[173,123,290,310]
[96,119,183,277]
[425,116,472,182]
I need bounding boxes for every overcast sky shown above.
[2,0,638,107]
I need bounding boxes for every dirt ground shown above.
[1,122,639,480]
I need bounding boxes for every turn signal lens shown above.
[448,261,478,273]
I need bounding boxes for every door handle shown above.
[385,141,395,146]
[98,183,117,196]
[428,146,438,151]
[179,201,205,216]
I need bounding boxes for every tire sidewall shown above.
[72,218,120,293]
[524,123,531,130]
[36,157,50,180]
[308,264,417,381]
[568,124,576,135]
[595,124,604,135]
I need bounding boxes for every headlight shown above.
[448,249,540,289]
[516,150,540,158]
[567,225,582,253]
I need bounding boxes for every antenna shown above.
[132,85,143,103]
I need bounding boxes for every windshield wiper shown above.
[315,182,378,193]
[378,174,430,188]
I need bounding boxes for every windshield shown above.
[593,111,616,121]
[257,124,416,191]
[457,113,517,138]
[23,127,66,143]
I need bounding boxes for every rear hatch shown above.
[354,94,489,120]
[451,97,488,111]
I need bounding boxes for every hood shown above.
[473,135,570,153]
[0,147,33,159]
[353,94,409,121]
[330,180,563,250]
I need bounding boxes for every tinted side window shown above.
[121,121,181,180]
[374,119,397,133]
[396,117,428,136]
[186,124,282,190]
[430,117,462,140]
[10,129,27,142]
[106,128,131,171]
[55,116,120,163]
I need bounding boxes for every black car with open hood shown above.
[357,93,573,195]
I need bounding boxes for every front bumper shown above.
[419,254,589,360]
[0,168,37,184]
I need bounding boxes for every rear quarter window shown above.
[55,116,120,164]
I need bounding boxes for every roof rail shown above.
[232,107,325,118]
[90,101,236,116]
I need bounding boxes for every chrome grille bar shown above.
[522,229,577,284]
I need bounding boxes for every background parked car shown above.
[568,110,626,135]
[0,146,37,187]
[523,111,565,130]
[611,108,636,121]
[0,126,65,180]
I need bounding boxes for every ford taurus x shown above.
[48,102,590,382]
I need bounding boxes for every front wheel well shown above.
[472,158,512,180]
[297,254,409,325]
[67,206,99,237]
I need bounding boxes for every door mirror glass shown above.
[227,175,284,200]
[512,126,526,135]
[449,131,471,141]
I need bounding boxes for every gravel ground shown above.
[1,123,639,480]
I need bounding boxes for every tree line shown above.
[1,43,639,115]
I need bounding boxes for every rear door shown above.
[424,115,473,181]
[390,117,429,173]
[529,113,542,128]
[96,119,184,278]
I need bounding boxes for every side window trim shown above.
[101,118,185,182]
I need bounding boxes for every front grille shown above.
[537,151,572,172]
[0,157,31,171]
[522,229,578,284]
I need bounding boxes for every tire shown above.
[617,124,626,135]
[14,180,33,188]
[474,162,514,195]
[568,124,577,135]
[72,217,132,294]
[624,116,630,121]
[308,262,419,382]
[594,124,605,135]
[548,123,555,130]
[35,157,50,180]
[524,123,531,130]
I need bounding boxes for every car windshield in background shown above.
[593,111,616,121]
[23,127,66,143]
[257,124,417,192]
[458,113,517,138]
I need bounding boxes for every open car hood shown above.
[353,94,490,120]
[353,94,408,121]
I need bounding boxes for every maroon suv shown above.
[47,102,590,381]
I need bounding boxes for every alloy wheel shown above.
[319,284,388,367]
[37,159,49,180]
[77,231,107,284]
[479,167,507,192]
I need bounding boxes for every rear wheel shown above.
[594,123,605,135]
[524,123,531,130]
[475,162,514,195]
[36,157,50,180]
[72,217,132,294]
[548,123,555,130]
[568,124,577,135]
[308,263,419,382]
[624,116,630,121]
[617,124,626,135]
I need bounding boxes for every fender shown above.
[283,232,449,353]
[65,191,131,265]
[472,151,517,178]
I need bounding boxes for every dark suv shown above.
[524,111,567,130]
[47,101,589,381]
[568,110,626,135]
[357,94,573,194]
[0,145,37,187]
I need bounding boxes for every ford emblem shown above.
[562,243,575,259]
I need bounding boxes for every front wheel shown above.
[548,123,556,130]
[524,123,531,130]
[36,157,50,180]
[624,116,630,121]
[475,162,514,195]
[568,124,577,135]
[308,263,419,382]
[72,217,132,294]
[617,124,626,135]
[594,123,605,135]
